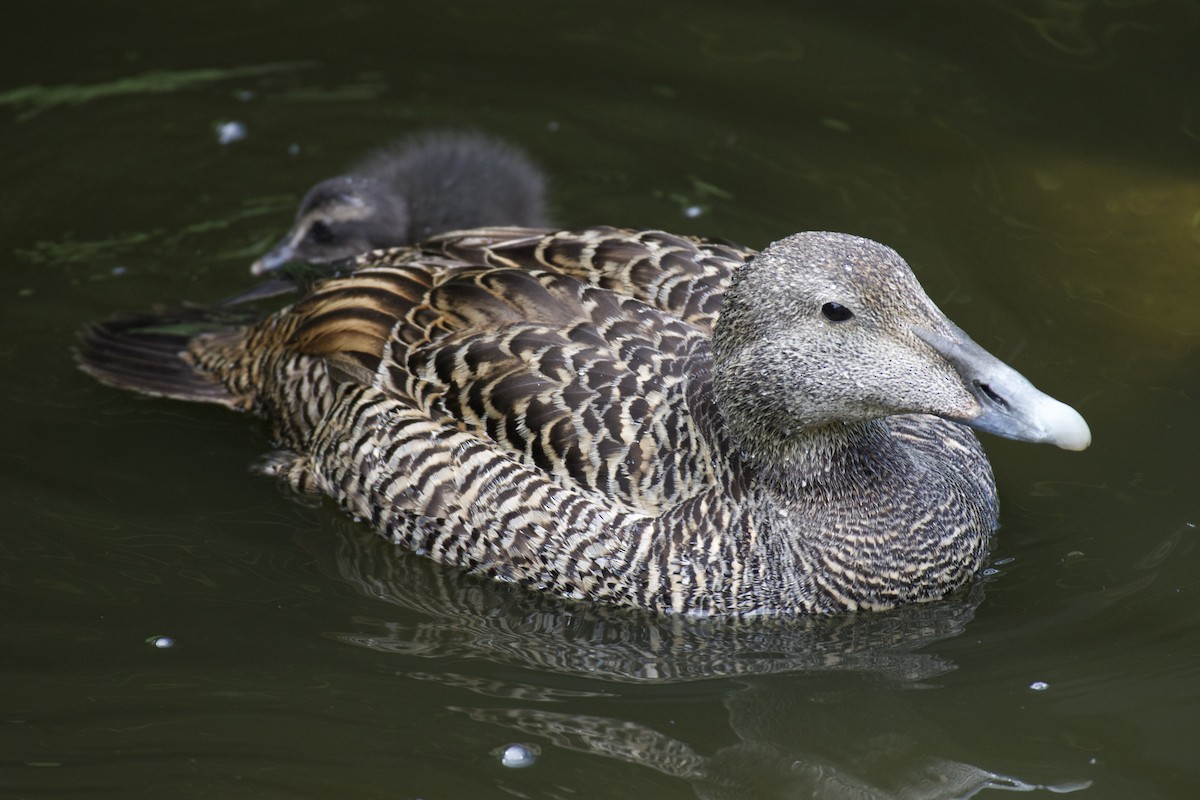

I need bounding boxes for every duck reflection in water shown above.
[452,690,1092,799]
[314,523,1091,799]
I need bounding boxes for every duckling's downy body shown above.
[251,131,550,275]
[78,227,1089,616]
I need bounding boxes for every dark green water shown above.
[3,1,1199,797]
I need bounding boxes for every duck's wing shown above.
[282,253,723,513]
[420,226,753,332]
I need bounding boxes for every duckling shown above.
[250,131,550,276]
[77,227,1090,617]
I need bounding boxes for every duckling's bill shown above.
[251,234,300,276]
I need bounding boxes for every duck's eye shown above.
[821,302,854,322]
[308,221,335,245]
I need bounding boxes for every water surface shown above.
[2,1,1199,798]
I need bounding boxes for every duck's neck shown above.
[738,418,909,505]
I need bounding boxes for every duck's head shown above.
[251,176,409,276]
[711,232,1090,461]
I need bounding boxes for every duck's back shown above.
[422,226,751,329]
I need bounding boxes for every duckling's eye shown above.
[308,221,335,245]
[821,302,854,322]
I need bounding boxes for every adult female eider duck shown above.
[77,227,1090,616]
[250,131,550,276]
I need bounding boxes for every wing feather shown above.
[268,228,734,513]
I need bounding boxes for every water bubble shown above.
[1029,680,1049,691]
[215,121,248,145]
[146,635,175,649]
[683,205,704,218]
[495,742,538,768]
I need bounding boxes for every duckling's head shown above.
[251,176,408,276]
[712,232,1090,463]
[251,131,551,277]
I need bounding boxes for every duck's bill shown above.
[916,326,1092,451]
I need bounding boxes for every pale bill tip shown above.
[1041,397,1091,451]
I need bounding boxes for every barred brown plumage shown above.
[76,226,1090,616]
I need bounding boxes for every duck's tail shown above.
[75,306,253,409]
